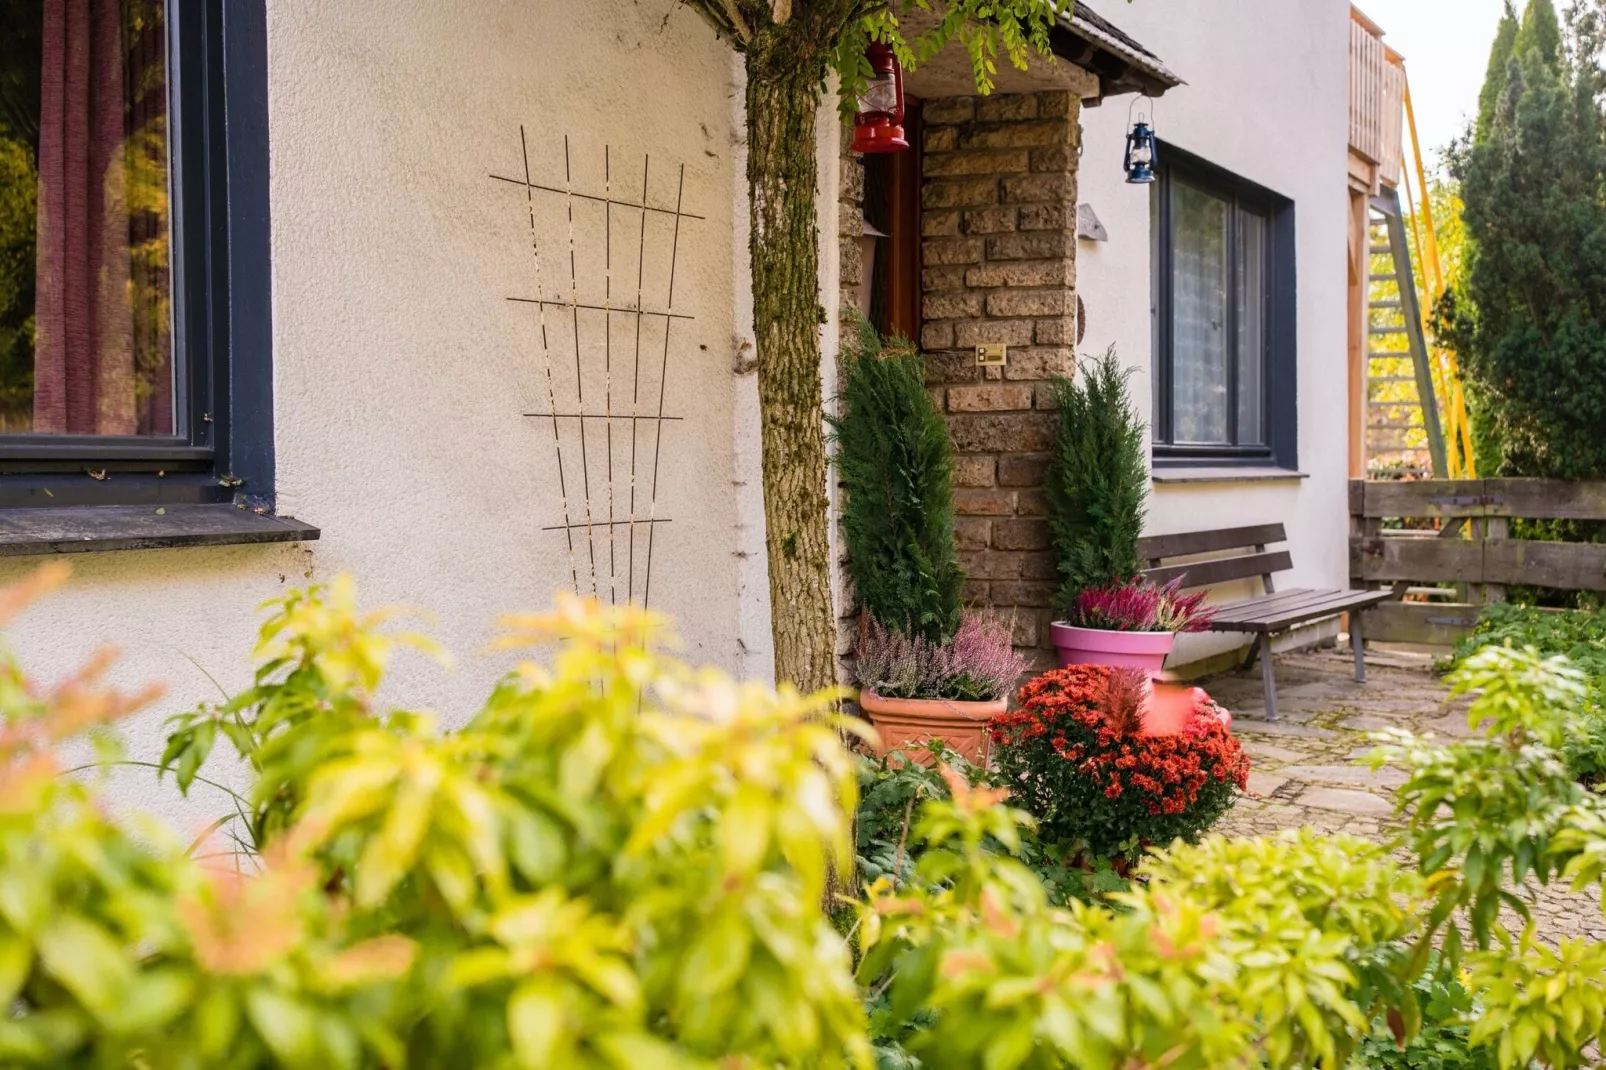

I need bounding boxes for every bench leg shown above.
[1242,635,1261,673]
[1351,610,1366,685]
[1259,633,1278,722]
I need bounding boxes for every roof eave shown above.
[1052,6,1183,104]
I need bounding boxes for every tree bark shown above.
[744,46,838,697]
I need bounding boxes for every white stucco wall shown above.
[5,0,748,826]
[1075,0,1353,664]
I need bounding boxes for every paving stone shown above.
[1284,786,1394,817]
[1237,740,1309,763]
[1233,719,1338,740]
[1418,712,1480,739]
[1246,772,1288,797]
[1277,764,1409,789]
[1338,714,1398,733]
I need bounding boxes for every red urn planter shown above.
[858,691,1008,767]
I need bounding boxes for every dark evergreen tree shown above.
[829,318,963,644]
[1476,3,1519,142]
[1443,15,1606,478]
[1517,0,1564,69]
[1045,349,1147,616]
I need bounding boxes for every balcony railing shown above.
[1349,8,1404,188]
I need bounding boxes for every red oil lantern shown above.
[851,42,909,154]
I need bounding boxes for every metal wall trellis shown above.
[492,129,700,608]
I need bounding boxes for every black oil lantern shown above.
[1124,102,1158,184]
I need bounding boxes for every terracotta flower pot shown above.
[858,690,1008,767]
[1049,624,1175,672]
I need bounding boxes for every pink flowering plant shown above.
[855,613,1027,702]
[1071,577,1216,633]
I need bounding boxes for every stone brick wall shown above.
[832,90,1080,675]
[920,90,1081,669]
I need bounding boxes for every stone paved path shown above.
[1202,646,1604,945]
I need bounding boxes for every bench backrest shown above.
[1137,523,1292,591]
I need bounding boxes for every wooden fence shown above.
[1349,478,1606,644]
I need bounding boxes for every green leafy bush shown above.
[5,572,872,1068]
[1379,641,1606,1068]
[1045,348,1148,616]
[1452,604,1606,680]
[859,796,1426,1070]
[1352,957,1499,1070]
[830,317,963,644]
[1449,603,1606,783]
[855,742,1125,907]
[15,568,1606,1069]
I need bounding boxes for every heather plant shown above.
[854,612,1026,703]
[1071,576,1216,634]
[1046,349,1148,616]
[830,317,962,645]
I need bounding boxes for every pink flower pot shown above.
[1050,624,1175,672]
[857,691,1008,767]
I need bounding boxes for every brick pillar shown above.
[920,90,1081,668]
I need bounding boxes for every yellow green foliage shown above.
[7,571,1606,1068]
[858,771,1425,1070]
[5,571,871,1068]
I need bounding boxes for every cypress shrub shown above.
[1045,348,1147,617]
[830,318,963,644]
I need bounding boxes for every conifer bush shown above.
[1045,349,1148,617]
[829,317,963,645]
[1443,0,1606,477]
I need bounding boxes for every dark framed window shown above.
[861,97,922,343]
[1152,143,1296,468]
[0,0,277,510]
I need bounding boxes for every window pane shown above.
[0,0,174,437]
[1236,208,1266,446]
[1170,180,1230,445]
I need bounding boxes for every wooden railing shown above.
[1349,10,1405,188]
[1349,479,1606,644]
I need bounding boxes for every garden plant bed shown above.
[1209,646,1606,947]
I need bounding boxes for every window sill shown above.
[1151,467,1309,486]
[0,503,319,557]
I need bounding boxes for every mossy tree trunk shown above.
[684,0,1069,694]
[681,0,873,693]
[744,35,838,697]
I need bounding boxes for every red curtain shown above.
[33,0,169,436]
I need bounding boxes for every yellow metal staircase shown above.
[1361,76,1475,479]
[1364,194,1443,477]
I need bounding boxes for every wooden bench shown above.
[1138,523,1394,721]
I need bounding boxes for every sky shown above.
[1356,0,1511,173]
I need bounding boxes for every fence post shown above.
[1482,515,1508,605]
